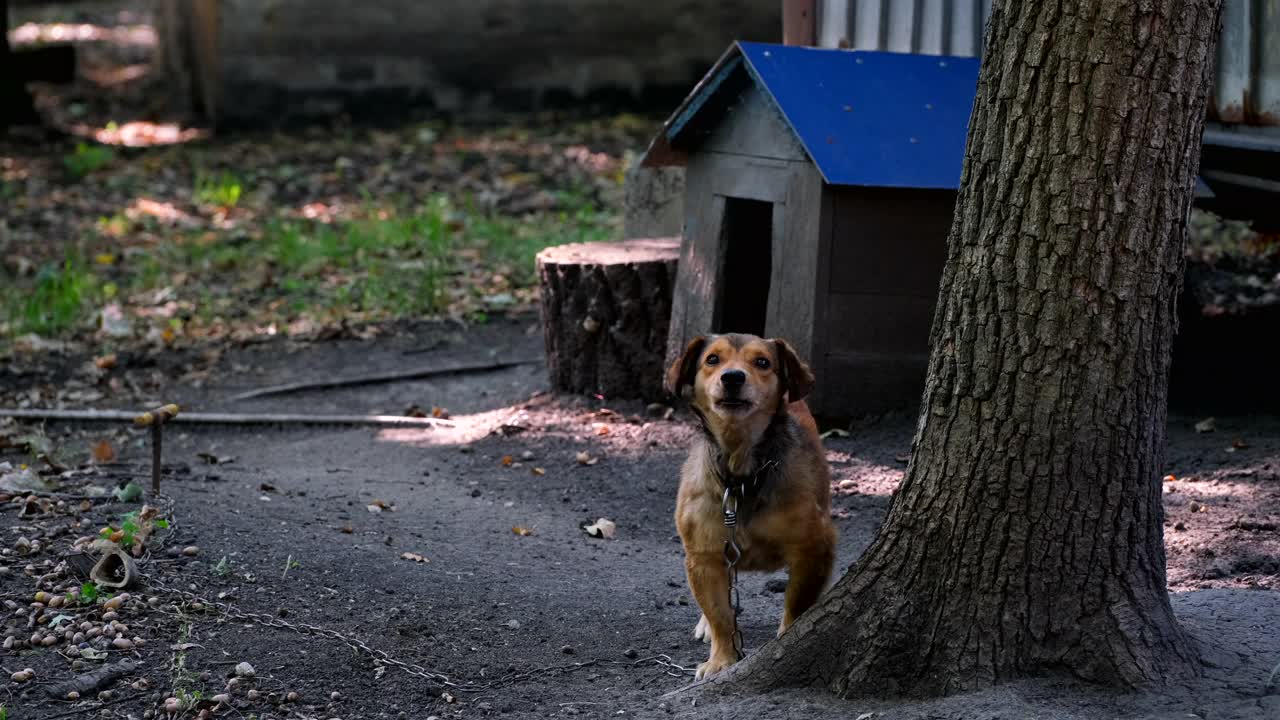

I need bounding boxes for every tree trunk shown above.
[537,238,678,401]
[729,0,1223,697]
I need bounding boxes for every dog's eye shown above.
[704,354,720,366]
[754,357,771,370]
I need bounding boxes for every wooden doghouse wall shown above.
[665,84,827,391]
[818,186,955,416]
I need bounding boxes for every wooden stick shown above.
[0,409,456,428]
[227,357,542,401]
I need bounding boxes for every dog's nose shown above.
[720,369,746,388]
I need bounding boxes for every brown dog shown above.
[666,333,836,679]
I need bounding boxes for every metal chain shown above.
[721,487,745,660]
[136,494,694,693]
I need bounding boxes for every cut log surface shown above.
[537,238,679,401]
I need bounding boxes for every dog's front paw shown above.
[695,653,738,680]
[693,614,710,643]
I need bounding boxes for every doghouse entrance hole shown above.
[717,197,773,337]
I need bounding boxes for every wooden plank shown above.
[701,84,808,163]
[828,187,955,297]
[665,158,726,372]
[820,350,930,416]
[766,163,823,397]
[825,292,936,355]
[701,152,796,203]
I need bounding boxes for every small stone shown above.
[67,691,81,700]
[520,450,535,460]
[234,661,256,678]
[10,668,33,682]
[561,644,575,654]
[765,578,789,594]
[103,595,125,611]
[112,637,134,650]
[330,691,342,701]
[212,694,231,705]
[2,636,13,650]
[470,488,482,497]
[41,634,58,646]
[1174,522,1187,531]
[72,660,86,671]
[102,611,119,622]
[247,689,261,701]
[164,697,181,713]
[623,647,638,659]
[286,691,299,702]
[182,546,201,557]
[48,594,64,608]
[99,690,114,700]
[504,619,520,630]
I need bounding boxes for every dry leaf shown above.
[575,451,598,466]
[501,455,513,467]
[400,552,429,563]
[512,526,534,536]
[367,499,394,513]
[431,406,450,419]
[91,440,116,463]
[1163,474,1177,483]
[531,467,546,476]
[593,423,611,436]
[581,518,616,539]
[93,354,118,370]
[340,523,354,534]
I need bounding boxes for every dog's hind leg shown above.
[685,551,739,678]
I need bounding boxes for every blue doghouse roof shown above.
[642,41,980,190]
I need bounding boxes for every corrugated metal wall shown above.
[816,0,1279,129]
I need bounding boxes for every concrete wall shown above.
[198,0,779,123]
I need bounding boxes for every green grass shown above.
[193,170,244,208]
[1,257,99,335]
[1,192,617,341]
[63,142,115,179]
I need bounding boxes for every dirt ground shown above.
[2,313,1278,720]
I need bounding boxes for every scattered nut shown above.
[182,546,201,557]
[67,691,81,701]
[247,689,261,701]
[286,691,300,702]
[164,697,181,713]
[10,668,34,682]
[234,661,256,678]
[112,637,134,650]
[212,693,231,705]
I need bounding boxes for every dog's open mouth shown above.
[715,399,753,412]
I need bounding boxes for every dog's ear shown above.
[665,336,708,399]
[773,339,815,402]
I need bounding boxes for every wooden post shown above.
[782,0,816,47]
[134,404,180,496]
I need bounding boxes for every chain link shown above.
[722,488,745,660]
[137,494,694,693]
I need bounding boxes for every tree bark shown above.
[537,238,678,401]
[727,0,1223,697]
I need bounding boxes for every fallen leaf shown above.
[581,518,617,539]
[340,523,354,534]
[367,499,394,513]
[93,353,118,370]
[431,406,450,419]
[819,428,849,439]
[1194,417,1216,433]
[512,526,534,536]
[91,440,116,463]
[593,423,611,436]
[575,451,599,466]
[400,552,429,563]
[1163,474,1177,483]
[501,455,513,467]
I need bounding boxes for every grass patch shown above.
[1,191,617,341]
[1,257,99,336]
[63,142,115,179]
[193,170,244,208]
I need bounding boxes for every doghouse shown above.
[640,41,980,417]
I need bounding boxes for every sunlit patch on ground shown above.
[8,21,157,47]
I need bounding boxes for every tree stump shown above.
[537,238,679,401]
